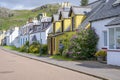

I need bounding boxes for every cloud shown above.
[0,0,96,10]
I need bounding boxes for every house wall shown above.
[10,27,20,47]
[64,18,71,31]
[54,21,61,33]
[75,15,86,29]
[107,25,120,66]
[107,51,120,66]
[46,24,52,41]
[6,36,10,46]
[52,32,76,55]
[19,34,29,47]
[91,18,115,50]
[30,32,46,44]
[85,23,90,29]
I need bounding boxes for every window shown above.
[103,31,107,46]
[116,27,120,49]
[72,17,74,31]
[109,28,114,49]
[109,27,120,49]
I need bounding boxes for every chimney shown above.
[44,13,46,17]
[28,18,33,23]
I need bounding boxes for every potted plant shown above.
[95,50,107,62]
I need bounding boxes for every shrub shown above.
[62,49,69,57]
[70,27,99,59]
[19,41,29,53]
[29,42,40,54]
[95,50,107,57]
[41,44,48,54]
[20,45,25,52]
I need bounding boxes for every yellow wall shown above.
[75,15,86,29]
[85,23,91,29]
[64,18,72,31]
[69,11,86,30]
[52,31,76,54]
[54,21,61,33]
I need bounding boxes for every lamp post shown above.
[39,14,43,56]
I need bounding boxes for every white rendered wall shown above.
[91,18,115,50]
[107,51,120,66]
[30,32,46,44]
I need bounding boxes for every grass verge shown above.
[3,46,20,51]
[50,55,75,61]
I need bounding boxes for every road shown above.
[0,49,101,80]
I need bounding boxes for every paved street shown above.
[0,49,101,80]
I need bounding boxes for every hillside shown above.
[0,3,61,30]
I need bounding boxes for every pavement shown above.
[1,47,120,80]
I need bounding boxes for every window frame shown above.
[108,27,120,50]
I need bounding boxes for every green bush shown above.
[95,50,107,57]
[19,41,29,53]
[70,27,99,59]
[29,42,40,54]
[62,49,69,57]
[41,44,48,54]
[20,45,25,52]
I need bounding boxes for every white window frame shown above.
[108,27,120,50]
[102,30,107,47]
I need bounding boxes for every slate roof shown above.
[69,6,91,15]
[106,16,120,26]
[90,0,120,21]
[87,0,105,9]
[41,17,52,22]
[79,0,106,28]
[60,11,69,19]
[52,14,59,22]
[48,24,53,34]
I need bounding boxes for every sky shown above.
[0,0,96,10]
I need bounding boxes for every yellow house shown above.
[48,6,91,55]
[0,31,6,45]
[48,14,62,55]
[68,6,91,31]
[52,11,76,55]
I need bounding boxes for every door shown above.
[50,38,53,55]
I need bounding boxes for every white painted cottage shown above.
[19,14,52,47]
[90,0,120,66]
[30,17,52,44]
[5,27,19,47]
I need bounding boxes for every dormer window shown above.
[112,0,120,7]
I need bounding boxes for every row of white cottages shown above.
[3,14,52,48]
[1,0,120,66]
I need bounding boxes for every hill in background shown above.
[0,3,61,30]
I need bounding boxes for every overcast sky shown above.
[0,0,96,10]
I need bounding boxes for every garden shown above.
[53,27,104,61]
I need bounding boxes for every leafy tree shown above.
[81,0,88,6]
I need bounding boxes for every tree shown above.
[81,0,88,6]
